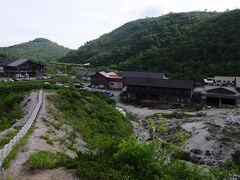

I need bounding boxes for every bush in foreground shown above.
[26,151,73,170]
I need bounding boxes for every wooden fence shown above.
[0,90,43,169]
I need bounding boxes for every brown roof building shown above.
[122,71,194,105]
[91,71,123,89]
[0,57,45,77]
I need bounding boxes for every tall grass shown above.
[48,89,133,150]
[26,151,72,170]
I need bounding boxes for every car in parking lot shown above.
[105,91,114,97]
[74,83,83,88]
[98,85,105,89]
[55,82,63,86]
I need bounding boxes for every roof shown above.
[0,57,43,67]
[204,86,238,94]
[7,59,28,67]
[77,71,87,76]
[77,71,95,76]
[0,57,19,66]
[214,76,235,81]
[125,77,194,89]
[122,71,165,79]
[99,71,123,79]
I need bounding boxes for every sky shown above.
[0,0,240,49]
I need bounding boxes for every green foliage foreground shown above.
[27,137,230,180]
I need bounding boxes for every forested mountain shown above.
[0,38,71,62]
[59,10,240,82]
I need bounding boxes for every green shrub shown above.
[0,131,18,148]
[26,151,72,170]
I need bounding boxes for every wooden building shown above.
[201,86,240,106]
[122,72,194,105]
[0,58,45,77]
[91,71,123,89]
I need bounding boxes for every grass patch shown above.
[26,151,72,170]
[0,130,18,149]
[48,89,132,150]
[46,120,64,130]
[40,133,54,145]
[3,128,34,168]
[160,112,192,119]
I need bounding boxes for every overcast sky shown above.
[1,0,239,49]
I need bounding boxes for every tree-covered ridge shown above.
[0,38,72,62]
[59,10,240,82]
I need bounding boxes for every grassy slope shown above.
[48,89,132,149]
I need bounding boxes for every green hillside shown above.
[0,38,71,62]
[59,10,240,82]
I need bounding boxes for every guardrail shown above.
[0,90,43,169]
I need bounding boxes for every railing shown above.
[0,90,43,169]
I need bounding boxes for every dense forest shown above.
[59,10,240,82]
[0,38,71,62]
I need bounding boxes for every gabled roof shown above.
[0,57,43,67]
[122,71,165,79]
[99,71,122,79]
[7,59,28,67]
[0,57,19,66]
[125,77,194,90]
[204,86,238,94]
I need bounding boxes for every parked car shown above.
[55,82,63,86]
[98,85,105,89]
[36,76,43,80]
[13,78,22,81]
[23,77,30,80]
[14,74,23,78]
[74,83,83,88]
[89,84,95,88]
[8,78,14,82]
[105,91,114,97]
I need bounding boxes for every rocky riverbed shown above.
[118,102,240,168]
